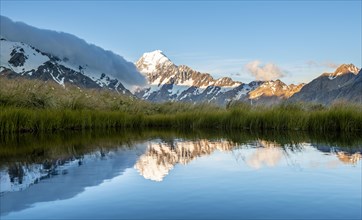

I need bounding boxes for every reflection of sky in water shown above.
[1,139,361,219]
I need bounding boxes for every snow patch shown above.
[168,85,191,96]
[142,85,160,99]
[178,78,194,87]
[329,73,337,80]
[234,89,248,100]
[0,40,49,73]
[49,71,65,87]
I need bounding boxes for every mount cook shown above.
[134,50,306,105]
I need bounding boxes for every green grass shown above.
[1,77,362,134]
[1,105,361,134]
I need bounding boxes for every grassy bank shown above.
[1,78,361,133]
[1,104,361,133]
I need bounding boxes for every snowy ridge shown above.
[1,15,146,89]
[58,60,128,91]
[0,39,131,94]
[0,40,49,73]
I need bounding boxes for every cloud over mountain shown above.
[245,60,285,81]
[0,16,146,86]
[306,60,339,69]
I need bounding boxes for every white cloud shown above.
[245,60,285,81]
[306,60,339,69]
[0,16,146,86]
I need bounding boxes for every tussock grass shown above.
[1,77,361,134]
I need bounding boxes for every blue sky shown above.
[1,1,361,84]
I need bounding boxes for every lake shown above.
[1,130,361,219]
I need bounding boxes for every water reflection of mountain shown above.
[134,139,236,181]
[1,137,361,216]
[133,139,291,179]
[0,145,146,216]
[134,139,362,181]
[314,144,362,164]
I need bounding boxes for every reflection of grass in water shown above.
[1,129,361,166]
[0,129,160,165]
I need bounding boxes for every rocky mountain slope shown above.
[0,38,132,95]
[135,50,304,105]
[289,64,361,104]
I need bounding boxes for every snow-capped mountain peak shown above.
[136,50,174,75]
[337,63,359,74]
[135,50,242,87]
[328,63,360,80]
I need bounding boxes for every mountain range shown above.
[134,50,308,105]
[289,64,361,104]
[0,38,361,105]
[0,38,132,95]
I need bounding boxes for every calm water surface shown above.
[0,131,361,219]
